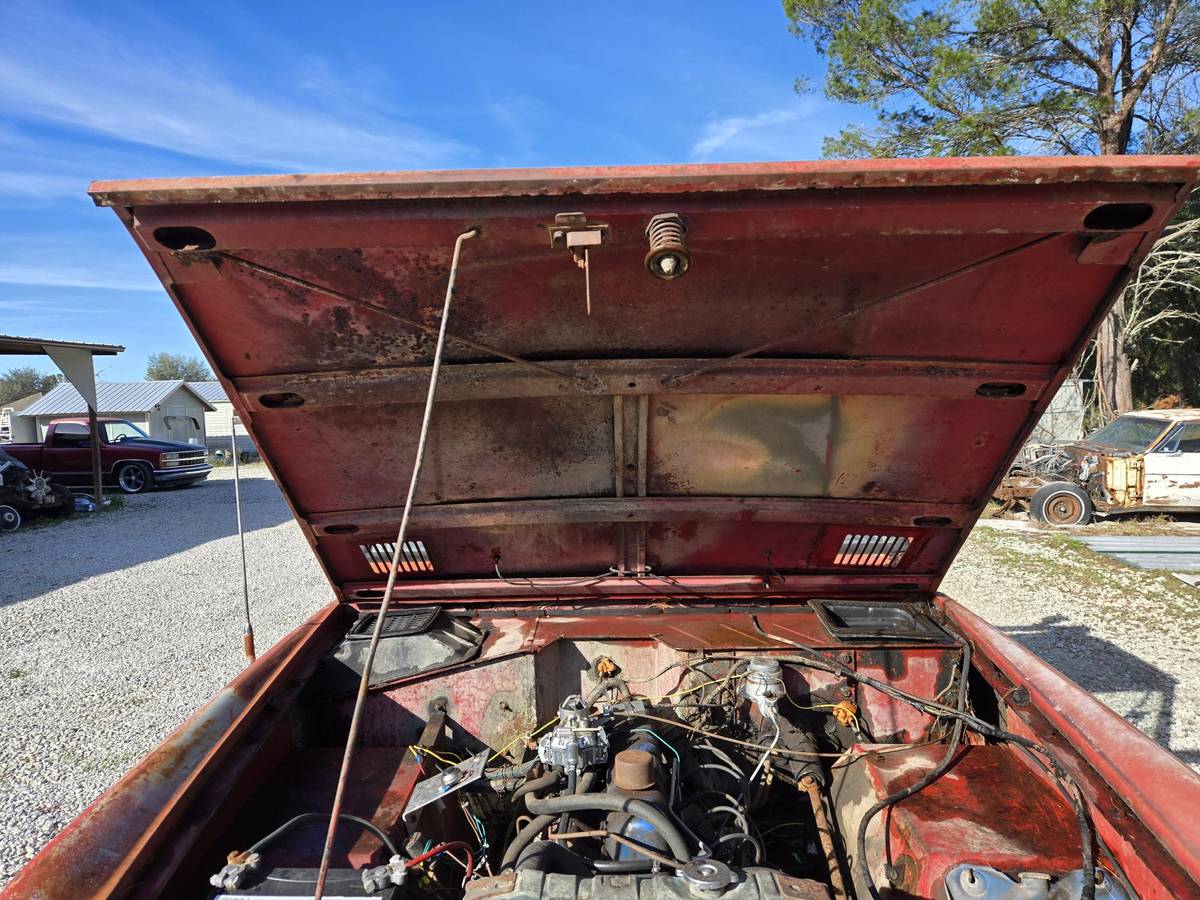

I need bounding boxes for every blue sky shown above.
[0,0,863,381]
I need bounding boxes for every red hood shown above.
[90,157,1198,603]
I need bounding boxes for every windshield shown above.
[102,421,149,442]
[1083,415,1167,452]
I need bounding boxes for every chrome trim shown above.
[152,465,213,483]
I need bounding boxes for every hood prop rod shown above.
[314,227,479,900]
[231,414,256,663]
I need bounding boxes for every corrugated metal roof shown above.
[0,334,124,356]
[19,381,216,416]
[187,381,230,404]
[1078,535,1200,572]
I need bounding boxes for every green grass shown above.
[6,667,30,680]
[964,526,1200,631]
[1088,514,1181,535]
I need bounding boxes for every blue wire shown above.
[629,727,681,761]
[471,811,489,851]
[629,726,683,807]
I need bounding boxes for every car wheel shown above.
[116,462,153,494]
[1030,482,1093,526]
[0,505,20,532]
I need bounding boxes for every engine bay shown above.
[190,604,1132,900]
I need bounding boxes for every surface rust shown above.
[838,744,1083,896]
[939,596,1200,899]
[88,158,1200,600]
[89,156,1200,205]
[1,603,342,900]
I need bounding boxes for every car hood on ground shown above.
[90,157,1199,603]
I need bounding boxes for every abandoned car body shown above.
[998,409,1200,525]
[7,158,1200,900]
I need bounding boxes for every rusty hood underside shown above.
[90,157,1199,602]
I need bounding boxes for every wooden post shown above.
[88,405,103,510]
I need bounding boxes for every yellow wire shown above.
[488,716,559,763]
[408,745,461,766]
[782,696,859,734]
[642,673,746,704]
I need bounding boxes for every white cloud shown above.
[0,298,108,314]
[0,299,127,342]
[690,100,825,161]
[0,235,161,292]
[0,263,160,292]
[0,4,474,173]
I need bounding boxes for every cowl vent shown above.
[359,540,433,575]
[833,533,911,568]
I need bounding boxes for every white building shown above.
[1,391,43,443]
[18,381,215,444]
[188,381,256,455]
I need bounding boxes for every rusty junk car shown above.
[7,158,1200,900]
[997,408,1200,525]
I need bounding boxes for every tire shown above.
[116,462,154,494]
[1030,482,1093,526]
[0,505,20,532]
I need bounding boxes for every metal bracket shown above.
[402,749,489,825]
[549,212,609,315]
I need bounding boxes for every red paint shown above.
[941,597,1200,898]
[10,159,1199,899]
[838,744,1084,895]
[1,604,343,900]
[85,157,1198,599]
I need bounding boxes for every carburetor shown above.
[537,694,609,772]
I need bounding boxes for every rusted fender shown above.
[938,595,1200,887]
[1,602,341,900]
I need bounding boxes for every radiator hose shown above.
[511,771,560,804]
[523,794,691,864]
[500,771,597,871]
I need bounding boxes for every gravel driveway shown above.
[942,520,1200,772]
[0,466,326,885]
[1,474,1197,884]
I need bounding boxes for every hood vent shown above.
[833,533,911,568]
[359,540,433,575]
